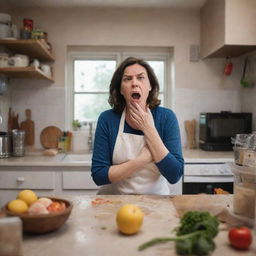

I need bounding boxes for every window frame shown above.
[66,47,173,130]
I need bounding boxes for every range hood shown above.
[200,0,256,59]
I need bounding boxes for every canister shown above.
[12,129,25,157]
[0,132,12,158]
[231,163,256,219]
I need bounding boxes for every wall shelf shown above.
[0,39,54,61]
[0,67,54,82]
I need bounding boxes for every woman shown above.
[91,57,184,195]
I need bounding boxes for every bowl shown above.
[3,197,73,234]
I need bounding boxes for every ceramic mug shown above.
[30,59,40,68]
[41,64,51,76]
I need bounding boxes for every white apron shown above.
[98,110,170,195]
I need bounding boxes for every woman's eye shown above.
[123,77,131,81]
[138,76,145,80]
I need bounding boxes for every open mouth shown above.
[131,92,141,100]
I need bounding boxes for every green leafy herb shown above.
[138,211,219,255]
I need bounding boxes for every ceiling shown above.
[5,0,207,9]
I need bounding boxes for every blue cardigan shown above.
[91,106,184,186]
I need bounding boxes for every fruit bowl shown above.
[3,197,73,234]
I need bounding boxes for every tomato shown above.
[228,227,253,250]
[47,202,66,212]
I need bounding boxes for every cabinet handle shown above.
[16,177,25,183]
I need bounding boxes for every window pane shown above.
[74,94,109,122]
[74,60,116,92]
[147,61,164,92]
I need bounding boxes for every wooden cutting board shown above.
[40,126,62,149]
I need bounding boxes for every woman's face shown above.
[120,64,151,110]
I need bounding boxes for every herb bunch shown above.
[138,211,219,256]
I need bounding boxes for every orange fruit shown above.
[8,199,28,214]
[116,204,144,235]
[17,190,38,206]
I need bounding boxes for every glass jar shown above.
[12,129,25,157]
[231,163,256,219]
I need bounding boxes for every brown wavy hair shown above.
[108,57,161,113]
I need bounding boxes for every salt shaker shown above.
[0,217,23,256]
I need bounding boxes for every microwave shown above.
[199,112,252,151]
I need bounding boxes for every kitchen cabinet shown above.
[200,0,256,58]
[0,39,54,82]
[0,165,98,207]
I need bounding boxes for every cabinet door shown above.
[0,171,55,189]
[62,171,99,190]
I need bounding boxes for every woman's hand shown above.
[137,146,153,165]
[128,103,155,132]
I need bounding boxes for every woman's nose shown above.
[131,77,139,87]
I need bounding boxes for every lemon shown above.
[116,204,144,235]
[17,189,38,206]
[8,199,28,214]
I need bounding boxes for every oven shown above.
[183,161,234,194]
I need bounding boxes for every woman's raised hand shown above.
[128,103,155,132]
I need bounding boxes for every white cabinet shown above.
[0,166,98,207]
[200,0,256,58]
[62,171,98,190]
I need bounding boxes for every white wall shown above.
[2,6,247,149]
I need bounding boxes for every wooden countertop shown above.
[20,194,255,256]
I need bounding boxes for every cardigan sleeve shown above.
[155,110,184,184]
[91,113,112,185]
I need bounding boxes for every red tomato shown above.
[47,202,66,212]
[228,227,253,250]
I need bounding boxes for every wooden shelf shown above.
[0,39,54,61]
[0,67,54,82]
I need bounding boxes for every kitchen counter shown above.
[0,152,92,167]
[183,148,234,163]
[21,194,255,256]
[0,148,234,166]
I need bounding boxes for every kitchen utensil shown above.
[224,57,233,76]
[240,57,250,87]
[184,120,196,149]
[3,197,73,234]
[12,129,25,157]
[40,126,62,149]
[20,109,35,146]
[0,132,12,158]
[8,108,19,134]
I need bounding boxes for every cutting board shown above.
[20,109,35,146]
[40,126,62,149]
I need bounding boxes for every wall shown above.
[2,6,243,149]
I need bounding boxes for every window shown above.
[67,46,173,129]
